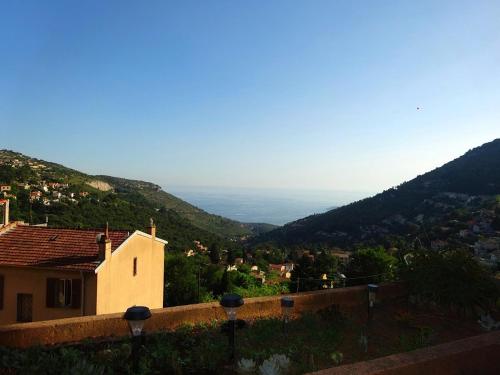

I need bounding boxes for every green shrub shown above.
[401,249,499,313]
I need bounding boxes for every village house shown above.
[0,200,166,324]
[30,191,42,201]
[331,250,351,265]
[0,185,11,192]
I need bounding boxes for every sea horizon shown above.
[166,185,371,226]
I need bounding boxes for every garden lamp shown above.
[220,294,244,361]
[124,306,151,372]
[281,296,294,322]
[124,306,152,336]
[281,296,294,335]
[339,273,347,288]
[367,284,379,308]
[220,293,244,320]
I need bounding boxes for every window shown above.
[46,278,81,308]
[133,257,138,276]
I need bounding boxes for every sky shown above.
[1,0,499,195]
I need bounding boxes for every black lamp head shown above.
[124,306,152,321]
[124,306,152,336]
[281,296,294,308]
[220,293,244,308]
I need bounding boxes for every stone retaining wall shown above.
[307,330,500,375]
[0,283,406,348]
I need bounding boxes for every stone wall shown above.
[307,330,500,375]
[0,283,405,348]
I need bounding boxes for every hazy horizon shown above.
[167,185,372,225]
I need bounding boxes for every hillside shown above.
[252,139,500,253]
[0,150,274,251]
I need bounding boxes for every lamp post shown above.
[124,306,151,373]
[367,284,379,321]
[220,293,244,361]
[281,296,294,335]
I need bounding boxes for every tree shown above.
[164,253,199,306]
[401,249,499,312]
[209,243,220,264]
[227,249,235,265]
[315,251,339,279]
[347,247,397,285]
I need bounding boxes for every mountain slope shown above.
[0,150,273,251]
[253,139,500,249]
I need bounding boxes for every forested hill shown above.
[252,139,500,250]
[0,150,274,251]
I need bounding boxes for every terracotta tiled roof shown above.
[0,226,130,272]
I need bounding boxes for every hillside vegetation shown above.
[253,139,500,251]
[0,150,273,251]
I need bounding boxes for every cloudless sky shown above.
[1,0,499,195]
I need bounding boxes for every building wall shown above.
[95,232,164,315]
[0,266,94,324]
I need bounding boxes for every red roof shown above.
[0,226,130,272]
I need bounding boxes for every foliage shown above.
[165,253,204,306]
[347,247,397,285]
[401,249,500,312]
[209,243,221,264]
[399,326,434,352]
[290,251,339,292]
[1,311,347,375]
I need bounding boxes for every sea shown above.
[166,186,370,226]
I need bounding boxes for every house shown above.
[0,185,11,192]
[269,264,285,273]
[30,191,42,201]
[79,191,89,197]
[269,263,294,279]
[52,191,62,199]
[234,258,244,265]
[331,250,351,265]
[0,202,166,324]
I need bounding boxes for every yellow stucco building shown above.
[0,200,166,324]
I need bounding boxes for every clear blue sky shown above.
[1,1,499,194]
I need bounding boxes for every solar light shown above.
[220,294,244,361]
[367,284,379,308]
[281,296,294,322]
[124,306,152,336]
[124,306,151,372]
[220,293,244,321]
[339,273,347,288]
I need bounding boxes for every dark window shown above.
[46,278,81,308]
[17,294,33,322]
[133,257,138,276]
[0,275,4,310]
